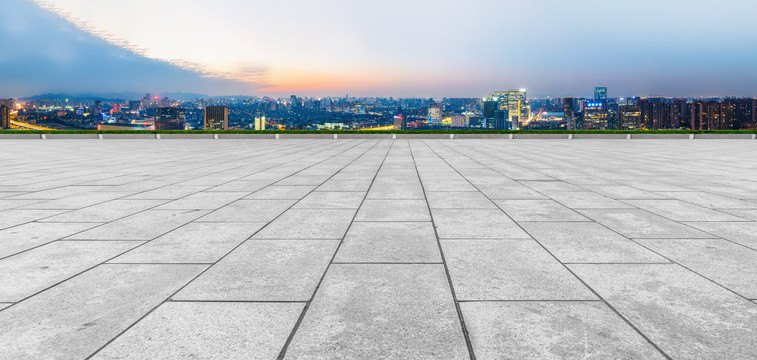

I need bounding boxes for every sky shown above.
[1,0,756,98]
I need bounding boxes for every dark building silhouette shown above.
[155,107,186,130]
[204,106,229,130]
[0,105,10,129]
[563,98,578,130]
[618,104,641,130]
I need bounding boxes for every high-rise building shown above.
[0,99,15,109]
[427,106,442,124]
[594,87,608,101]
[482,98,499,128]
[204,106,229,130]
[254,114,266,130]
[155,107,186,130]
[393,114,407,130]
[490,89,528,130]
[670,98,687,129]
[563,98,578,130]
[142,94,151,109]
[451,114,469,127]
[128,100,141,111]
[582,101,609,130]
[724,98,756,129]
[618,104,641,130]
[0,105,10,129]
[290,95,302,112]
[638,98,671,130]
[92,100,102,115]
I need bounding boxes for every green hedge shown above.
[2,129,756,134]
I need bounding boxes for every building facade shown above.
[154,107,186,130]
[204,106,229,130]
[0,105,10,129]
[582,101,609,130]
[618,104,641,130]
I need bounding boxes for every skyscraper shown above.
[594,87,608,101]
[618,104,641,130]
[0,99,15,109]
[254,114,266,130]
[155,107,186,130]
[204,106,229,130]
[582,101,609,130]
[427,106,442,124]
[563,98,578,130]
[393,114,407,130]
[0,105,10,129]
[489,89,528,129]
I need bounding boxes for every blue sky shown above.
[1,0,756,98]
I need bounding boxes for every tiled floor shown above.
[1,138,756,359]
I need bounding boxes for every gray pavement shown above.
[0,139,756,359]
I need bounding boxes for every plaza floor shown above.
[0,138,756,359]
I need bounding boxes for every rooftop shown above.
[1,138,756,359]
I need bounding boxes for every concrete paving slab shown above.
[570,264,757,359]
[317,179,373,192]
[197,199,296,222]
[277,174,332,186]
[366,182,425,199]
[521,180,584,192]
[92,302,303,360]
[68,209,209,240]
[477,185,548,199]
[206,180,273,192]
[0,264,207,360]
[2,139,757,359]
[253,209,356,239]
[548,191,633,209]
[335,222,441,263]
[355,199,430,221]
[0,222,102,259]
[0,209,67,230]
[426,191,497,209]
[656,191,757,209]
[19,192,125,210]
[522,222,668,263]
[0,199,43,211]
[624,199,746,221]
[721,209,757,220]
[110,222,266,264]
[585,185,667,200]
[155,192,248,210]
[174,240,338,301]
[496,199,590,221]
[638,238,757,298]
[432,209,529,239]
[245,185,317,199]
[294,191,365,209]
[125,185,209,200]
[38,199,166,223]
[285,264,468,359]
[579,209,713,239]
[684,222,757,249]
[461,301,665,359]
[442,239,596,300]
[421,179,478,192]
[0,241,141,302]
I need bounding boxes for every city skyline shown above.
[2,0,757,98]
